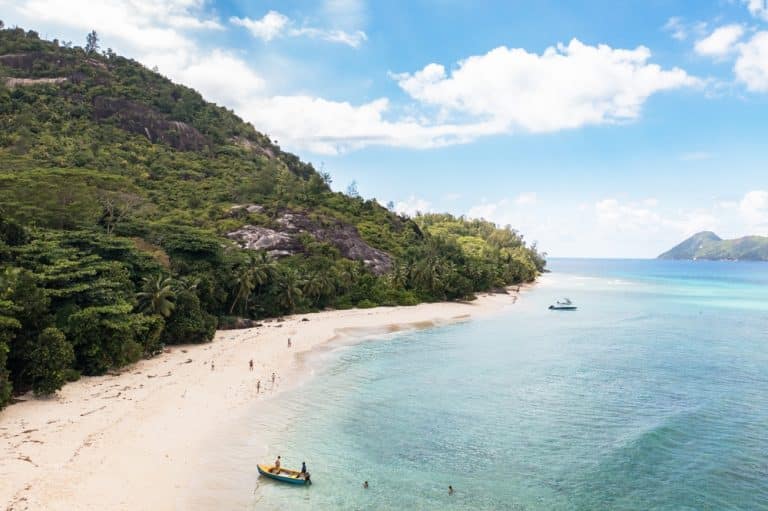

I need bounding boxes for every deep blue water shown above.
[247,259,768,510]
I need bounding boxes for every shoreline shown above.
[1,285,531,510]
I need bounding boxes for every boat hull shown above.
[549,305,577,310]
[257,464,311,485]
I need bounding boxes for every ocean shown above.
[242,259,768,510]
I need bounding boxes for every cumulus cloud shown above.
[144,49,266,108]
[735,32,768,92]
[739,190,768,229]
[664,17,689,41]
[7,0,221,54]
[745,0,768,21]
[230,10,367,47]
[0,2,701,155]
[230,11,288,42]
[694,24,745,58]
[393,39,698,134]
[394,196,432,217]
[594,198,662,231]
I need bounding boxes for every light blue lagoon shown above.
[245,259,768,510]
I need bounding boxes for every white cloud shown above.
[145,49,265,107]
[0,2,702,155]
[8,0,220,54]
[745,0,768,21]
[394,39,698,134]
[237,95,504,154]
[467,199,510,221]
[442,192,462,201]
[230,11,288,42]
[230,10,367,47]
[664,17,689,41]
[739,190,768,229]
[695,24,745,58]
[395,196,432,217]
[594,198,662,231]
[735,31,768,92]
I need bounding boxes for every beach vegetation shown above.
[0,26,544,408]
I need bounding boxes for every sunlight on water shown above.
[209,260,768,510]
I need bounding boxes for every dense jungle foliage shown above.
[0,26,545,407]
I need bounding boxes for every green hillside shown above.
[0,26,544,407]
[658,231,768,261]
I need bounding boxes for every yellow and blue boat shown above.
[257,464,312,485]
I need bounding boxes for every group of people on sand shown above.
[247,338,292,391]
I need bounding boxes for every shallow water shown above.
[227,259,768,510]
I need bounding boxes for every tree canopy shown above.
[0,26,545,407]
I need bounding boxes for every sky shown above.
[2,0,768,257]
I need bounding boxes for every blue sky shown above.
[3,0,768,257]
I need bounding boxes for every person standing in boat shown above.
[271,455,281,473]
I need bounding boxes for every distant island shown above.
[658,231,768,261]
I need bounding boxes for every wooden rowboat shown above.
[257,464,311,485]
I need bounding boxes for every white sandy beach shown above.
[0,289,527,510]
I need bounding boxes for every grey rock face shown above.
[226,211,393,274]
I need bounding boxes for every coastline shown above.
[0,286,531,510]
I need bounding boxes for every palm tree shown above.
[303,270,335,307]
[229,251,274,315]
[173,275,199,294]
[387,261,408,289]
[136,274,175,317]
[275,268,304,313]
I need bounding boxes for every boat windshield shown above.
[556,298,572,305]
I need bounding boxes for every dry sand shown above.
[1,288,528,510]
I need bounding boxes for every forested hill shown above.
[0,26,544,407]
[658,231,768,261]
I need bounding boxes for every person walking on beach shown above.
[256,380,261,393]
[211,361,214,371]
[287,338,292,348]
[249,359,254,371]
[271,372,276,386]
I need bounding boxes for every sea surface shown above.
[229,259,768,510]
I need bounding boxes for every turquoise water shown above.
[248,259,768,510]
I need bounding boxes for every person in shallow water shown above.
[363,481,369,489]
[448,485,454,495]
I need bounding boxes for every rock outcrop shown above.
[227,210,393,274]
[92,96,209,151]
